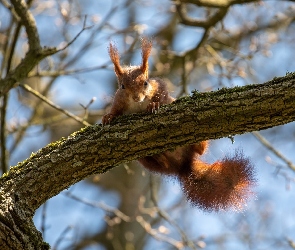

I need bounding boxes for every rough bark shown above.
[0,73,295,249]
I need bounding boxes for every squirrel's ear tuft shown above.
[108,42,124,77]
[141,37,152,77]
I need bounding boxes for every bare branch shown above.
[27,64,109,78]
[10,0,40,49]
[178,0,262,8]
[149,176,197,249]
[175,2,229,28]
[287,238,295,249]
[0,6,107,97]
[0,94,8,173]
[52,225,73,250]
[65,192,131,222]
[56,15,94,53]
[252,131,295,171]
[0,0,57,96]
[136,215,184,249]
[21,84,91,126]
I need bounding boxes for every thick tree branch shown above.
[9,0,41,49]
[175,2,229,28]
[3,73,295,206]
[0,47,56,96]
[0,73,295,248]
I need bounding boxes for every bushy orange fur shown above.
[103,38,256,211]
[180,150,255,211]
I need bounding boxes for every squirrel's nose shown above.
[133,95,145,102]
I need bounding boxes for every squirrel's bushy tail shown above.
[140,143,255,211]
[179,150,255,211]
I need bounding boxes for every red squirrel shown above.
[102,38,255,211]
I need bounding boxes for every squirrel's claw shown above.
[102,113,114,125]
[147,102,160,113]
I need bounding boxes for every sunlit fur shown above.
[180,150,255,211]
[103,38,256,212]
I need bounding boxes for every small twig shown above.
[21,84,90,126]
[80,97,96,120]
[9,78,57,154]
[0,94,8,173]
[27,64,108,78]
[40,202,48,239]
[56,15,94,53]
[149,176,198,249]
[136,215,184,249]
[287,238,295,249]
[64,191,131,222]
[8,109,105,134]
[252,131,295,172]
[177,26,210,64]
[52,225,73,250]
[180,56,188,95]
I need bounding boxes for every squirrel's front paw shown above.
[102,113,114,125]
[147,102,160,113]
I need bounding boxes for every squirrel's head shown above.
[108,38,153,102]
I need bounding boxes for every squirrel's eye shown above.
[144,81,149,87]
[121,84,125,89]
